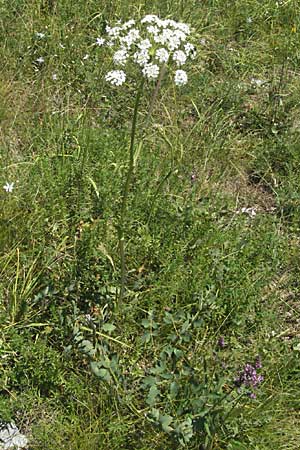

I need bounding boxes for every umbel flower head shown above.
[97,15,196,87]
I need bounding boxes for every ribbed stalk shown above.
[118,79,144,306]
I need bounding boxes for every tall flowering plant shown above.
[96,15,196,305]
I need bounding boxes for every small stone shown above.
[0,422,28,449]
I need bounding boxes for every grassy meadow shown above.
[1,0,300,448]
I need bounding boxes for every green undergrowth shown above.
[0,0,300,448]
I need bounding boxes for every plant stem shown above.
[118,79,144,306]
[145,64,166,127]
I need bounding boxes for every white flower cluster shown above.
[97,15,196,87]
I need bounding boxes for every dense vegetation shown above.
[1,1,300,448]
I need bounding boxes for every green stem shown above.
[145,64,166,127]
[118,79,144,306]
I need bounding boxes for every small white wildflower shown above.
[166,34,181,51]
[155,17,165,28]
[147,25,160,35]
[251,78,265,87]
[128,28,140,41]
[113,48,128,66]
[122,19,136,30]
[3,182,14,193]
[36,57,44,64]
[173,49,187,66]
[199,38,207,46]
[134,49,150,66]
[239,207,257,218]
[138,39,152,50]
[141,15,160,24]
[154,29,181,50]
[153,28,170,45]
[176,22,190,34]
[83,53,89,60]
[164,19,177,28]
[120,28,140,48]
[52,73,58,80]
[106,25,121,38]
[173,29,187,42]
[96,37,105,46]
[105,70,126,86]
[174,69,188,86]
[155,48,169,63]
[142,63,160,80]
[36,32,45,39]
[184,42,196,58]
[247,17,253,24]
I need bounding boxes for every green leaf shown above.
[146,385,160,406]
[181,319,191,334]
[99,357,111,369]
[173,348,183,359]
[141,319,151,328]
[150,408,160,421]
[102,323,116,333]
[141,331,151,343]
[159,414,173,433]
[79,339,95,356]
[90,362,111,382]
[170,381,179,398]
[143,376,157,387]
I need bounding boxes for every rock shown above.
[0,422,28,449]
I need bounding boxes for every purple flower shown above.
[248,392,256,399]
[234,359,263,398]
[255,356,262,369]
[218,336,225,348]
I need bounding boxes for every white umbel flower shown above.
[155,48,169,63]
[106,26,121,38]
[142,63,160,80]
[176,22,190,34]
[184,43,196,58]
[119,28,140,48]
[134,49,150,66]
[105,70,126,86]
[113,49,128,66]
[174,69,188,86]
[154,28,172,45]
[121,19,136,30]
[100,15,195,88]
[147,25,160,35]
[173,50,187,66]
[141,15,160,24]
[138,38,152,50]
[164,19,177,28]
[173,29,187,42]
